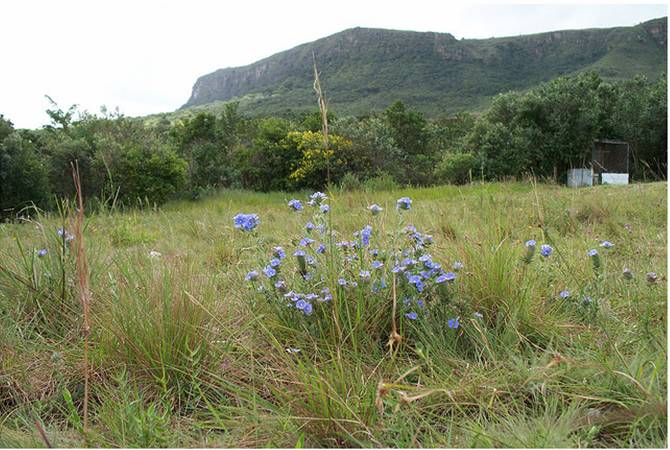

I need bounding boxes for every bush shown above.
[0,132,50,217]
[338,172,363,191]
[113,144,187,206]
[434,152,479,185]
[363,172,398,191]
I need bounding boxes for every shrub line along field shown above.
[0,181,666,447]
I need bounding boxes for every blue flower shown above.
[308,192,328,205]
[296,299,307,310]
[270,258,281,267]
[294,249,306,257]
[359,270,371,280]
[245,270,259,281]
[396,197,412,211]
[273,246,286,259]
[453,261,464,271]
[436,272,456,284]
[306,256,316,266]
[368,204,383,215]
[405,311,418,320]
[360,225,372,246]
[447,317,460,329]
[262,266,276,278]
[274,280,287,291]
[320,204,330,214]
[600,241,614,249]
[305,222,315,231]
[540,244,553,257]
[350,281,359,288]
[320,288,332,302]
[316,243,326,254]
[369,248,379,257]
[587,249,598,257]
[417,299,425,309]
[408,275,424,292]
[37,248,48,257]
[303,303,313,315]
[338,278,347,286]
[525,239,537,248]
[57,228,74,241]
[233,213,260,232]
[559,290,570,299]
[288,199,303,211]
[300,237,315,247]
[371,261,384,270]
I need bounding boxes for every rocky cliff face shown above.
[181,18,667,116]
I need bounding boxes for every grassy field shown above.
[0,181,666,448]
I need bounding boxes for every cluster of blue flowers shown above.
[234,213,260,232]
[242,194,462,330]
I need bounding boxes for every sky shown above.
[1,1,667,129]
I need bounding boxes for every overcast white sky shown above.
[1,1,666,128]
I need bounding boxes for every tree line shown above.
[0,71,666,218]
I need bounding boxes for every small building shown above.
[592,139,630,185]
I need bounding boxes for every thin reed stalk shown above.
[71,161,92,437]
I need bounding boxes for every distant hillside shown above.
[181,17,667,117]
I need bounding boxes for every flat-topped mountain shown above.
[181,17,667,116]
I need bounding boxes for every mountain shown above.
[181,17,667,117]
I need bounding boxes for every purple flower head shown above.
[359,270,371,280]
[37,248,48,257]
[300,237,315,247]
[262,266,276,278]
[405,311,418,320]
[273,246,286,259]
[57,228,74,241]
[245,270,259,281]
[288,199,303,211]
[233,213,260,232]
[396,197,412,211]
[371,261,384,270]
[270,258,281,268]
[453,261,464,271]
[368,204,383,215]
[316,243,326,254]
[600,241,614,249]
[369,248,379,257]
[447,317,460,329]
[559,290,570,299]
[338,278,347,286]
[391,265,405,273]
[540,244,553,257]
[305,222,315,231]
[320,204,330,214]
[308,191,328,206]
[303,303,313,315]
[294,249,306,257]
[274,280,287,291]
[306,256,316,265]
[587,249,598,257]
[360,225,372,247]
[295,299,307,310]
[525,239,536,248]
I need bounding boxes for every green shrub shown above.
[338,172,363,191]
[434,152,479,185]
[363,172,398,191]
